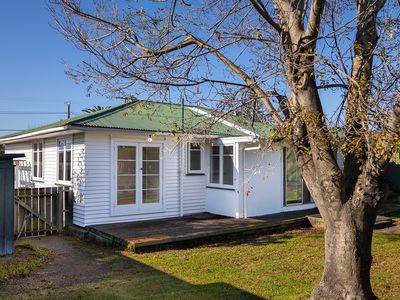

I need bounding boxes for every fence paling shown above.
[14,187,72,237]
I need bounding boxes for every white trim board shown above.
[188,107,257,137]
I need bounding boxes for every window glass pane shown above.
[212,146,220,155]
[143,189,159,203]
[118,175,136,190]
[118,190,136,205]
[38,143,42,151]
[142,175,159,189]
[143,147,159,160]
[33,160,38,177]
[118,146,136,160]
[39,151,43,177]
[58,151,64,181]
[285,149,302,205]
[58,139,65,148]
[118,161,136,175]
[210,154,220,184]
[33,143,38,151]
[223,155,234,185]
[190,150,201,171]
[143,161,159,175]
[223,146,233,155]
[65,140,72,150]
[65,150,71,181]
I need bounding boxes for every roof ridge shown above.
[68,102,135,125]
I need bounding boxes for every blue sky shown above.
[0,1,343,136]
[0,1,121,135]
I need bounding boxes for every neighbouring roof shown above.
[0,100,272,141]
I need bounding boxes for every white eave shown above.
[218,136,259,143]
[0,126,83,144]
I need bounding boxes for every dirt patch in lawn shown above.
[0,243,48,283]
[0,234,113,298]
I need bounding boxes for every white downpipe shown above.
[180,140,184,217]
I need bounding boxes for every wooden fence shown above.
[14,187,73,237]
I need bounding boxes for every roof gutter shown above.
[0,126,74,144]
[67,125,221,139]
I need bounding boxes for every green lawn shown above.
[29,229,400,300]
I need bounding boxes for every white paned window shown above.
[284,148,311,206]
[57,138,72,183]
[32,142,43,179]
[187,143,203,173]
[209,144,234,186]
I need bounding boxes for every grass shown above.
[28,229,400,300]
[0,242,49,283]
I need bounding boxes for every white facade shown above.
[4,130,315,227]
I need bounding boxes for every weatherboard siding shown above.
[81,131,202,226]
[4,134,87,227]
[71,133,86,227]
[182,144,207,215]
[5,130,208,226]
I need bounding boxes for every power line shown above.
[0,111,66,115]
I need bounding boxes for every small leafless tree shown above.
[50,0,400,298]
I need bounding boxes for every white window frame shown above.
[56,137,73,185]
[283,147,312,206]
[32,140,44,181]
[187,142,205,174]
[208,143,235,188]
[111,139,164,216]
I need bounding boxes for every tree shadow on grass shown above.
[27,237,265,300]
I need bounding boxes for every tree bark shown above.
[310,203,379,300]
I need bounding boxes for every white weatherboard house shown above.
[0,101,315,227]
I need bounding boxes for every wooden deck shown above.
[86,209,318,250]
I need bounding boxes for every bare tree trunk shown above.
[311,200,379,300]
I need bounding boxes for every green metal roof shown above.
[1,101,269,140]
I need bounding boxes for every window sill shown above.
[111,208,166,217]
[206,185,235,191]
[32,178,44,183]
[55,182,73,187]
[186,173,205,176]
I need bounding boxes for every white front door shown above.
[244,149,282,217]
[113,142,162,215]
